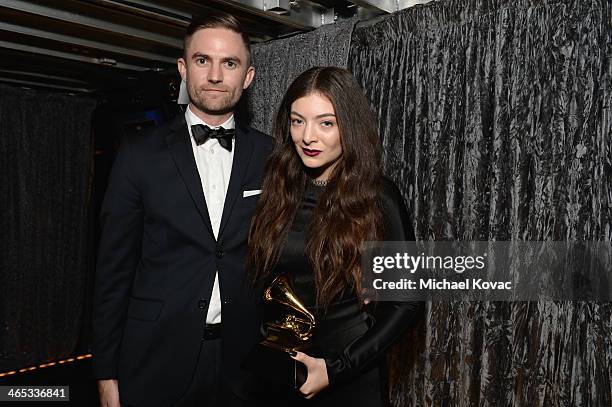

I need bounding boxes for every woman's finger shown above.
[298,386,313,398]
[290,351,312,365]
[298,385,311,397]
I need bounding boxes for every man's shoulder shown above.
[238,124,274,150]
[123,115,184,149]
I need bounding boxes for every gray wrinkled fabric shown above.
[244,17,358,134]
[349,0,612,406]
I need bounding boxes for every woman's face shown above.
[290,93,342,181]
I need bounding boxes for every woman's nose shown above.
[302,123,317,144]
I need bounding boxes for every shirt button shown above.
[210,148,215,155]
[216,249,224,259]
[212,184,217,191]
[198,299,208,309]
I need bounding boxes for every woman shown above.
[248,67,421,406]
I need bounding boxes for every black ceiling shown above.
[0,0,427,95]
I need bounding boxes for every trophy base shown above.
[259,325,310,353]
[242,343,307,390]
[260,339,305,353]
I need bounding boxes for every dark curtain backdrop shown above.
[247,16,357,133]
[0,84,96,371]
[348,0,611,406]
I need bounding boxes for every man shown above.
[93,12,272,407]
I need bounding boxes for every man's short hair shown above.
[183,11,252,65]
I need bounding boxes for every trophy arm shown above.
[284,292,317,327]
[265,274,317,324]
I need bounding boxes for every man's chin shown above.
[192,101,235,116]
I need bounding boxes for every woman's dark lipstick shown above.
[302,148,321,157]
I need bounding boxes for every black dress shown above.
[270,178,422,407]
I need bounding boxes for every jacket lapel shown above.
[165,115,215,237]
[218,122,254,238]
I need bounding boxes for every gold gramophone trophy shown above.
[242,273,315,389]
[260,273,316,352]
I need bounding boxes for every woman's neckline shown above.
[309,178,329,187]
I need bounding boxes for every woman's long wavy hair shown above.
[248,67,383,306]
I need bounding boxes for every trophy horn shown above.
[261,273,316,350]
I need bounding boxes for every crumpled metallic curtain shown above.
[246,17,357,134]
[0,84,96,371]
[349,0,611,406]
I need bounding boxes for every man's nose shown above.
[207,63,223,83]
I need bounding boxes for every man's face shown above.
[178,28,254,118]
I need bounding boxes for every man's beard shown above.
[188,85,237,115]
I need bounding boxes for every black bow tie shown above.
[191,124,234,152]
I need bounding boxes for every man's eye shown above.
[225,61,236,68]
[196,57,207,64]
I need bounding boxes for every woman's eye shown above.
[291,118,303,125]
[321,121,334,127]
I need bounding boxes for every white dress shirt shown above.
[185,105,235,324]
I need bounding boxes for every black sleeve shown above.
[92,137,144,379]
[325,178,423,386]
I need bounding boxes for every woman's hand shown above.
[291,351,329,399]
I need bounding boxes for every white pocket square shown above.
[243,189,262,198]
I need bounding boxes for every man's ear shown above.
[243,65,255,90]
[177,57,187,82]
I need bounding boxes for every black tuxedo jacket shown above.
[93,114,273,407]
